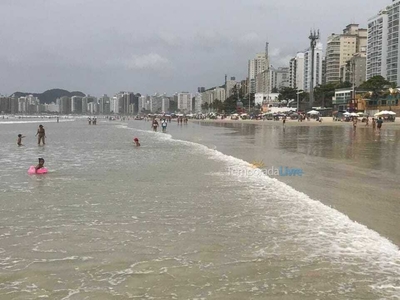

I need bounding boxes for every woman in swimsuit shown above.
[36,125,46,145]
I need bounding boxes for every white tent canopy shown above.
[375,111,396,116]
[307,110,320,115]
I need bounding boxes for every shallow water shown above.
[0,119,399,299]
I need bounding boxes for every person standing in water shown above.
[377,117,383,131]
[17,134,25,146]
[161,119,168,132]
[133,138,140,147]
[36,125,46,145]
[372,118,376,130]
[152,118,159,132]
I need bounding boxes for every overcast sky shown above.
[0,0,387,96]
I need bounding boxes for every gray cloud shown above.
[0,0,387,96]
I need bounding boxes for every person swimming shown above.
[134,137,140,147]
[17,134,25,146]
[35,158,45,173]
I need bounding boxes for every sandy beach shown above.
[196,117,400,128]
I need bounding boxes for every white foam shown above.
[140,127,400,290]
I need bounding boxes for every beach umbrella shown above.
[375,111,395,116]
[307,110,319,115]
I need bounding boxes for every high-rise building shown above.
[56,96,71,114]
[177,92,192,112]
[98,95,110,114]
[225,77,240,98]
[0,97,18,114]
[367,9,389,80]
[71,96,83,113]
[270,67,290,91]
[326,24,367,83]
[289,53,305,90]
[340,52,367,87]
[194,93,202,112]
[248,44,269,93]
[304,42,323,92]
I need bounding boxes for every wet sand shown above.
[192,119,400,246]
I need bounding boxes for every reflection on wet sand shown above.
[199,122,400,246]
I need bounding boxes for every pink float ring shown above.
[28,166,48,174]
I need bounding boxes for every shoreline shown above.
[184,119,400,247]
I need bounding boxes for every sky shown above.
[0,0,388,96]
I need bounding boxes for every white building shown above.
[270,67,290,91]
[248,51,268,93]
[44,102,59,113]
[194,93,202,112]
[226,77,241,98]
[289,52,305,90]
[150,94,163,113]
[367,9,389,80]
[255,93,280,105]
[386,1,400,84]
[71,96,83,113]
[214,87,226,102]
[177,92,192,112]
[110,96,119,114]
[304,42,323,92]
[162,97,170,112]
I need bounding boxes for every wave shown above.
[128,126,400,294]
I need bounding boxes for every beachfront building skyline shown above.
[325,24,367,83]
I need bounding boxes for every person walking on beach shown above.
[36,125,46,145]
[366,116,369,126]
[377,117,383,131]
[282,116,286,127]
[372,118,376,130]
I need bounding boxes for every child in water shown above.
[17,134,25,146]
[35,158,45,172]
[133,138,140,147]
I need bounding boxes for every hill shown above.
[11,89,86,104]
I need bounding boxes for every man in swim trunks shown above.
[36,125,46,145]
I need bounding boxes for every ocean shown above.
[0,117,399,299]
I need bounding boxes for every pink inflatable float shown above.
[27,166,48,174]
